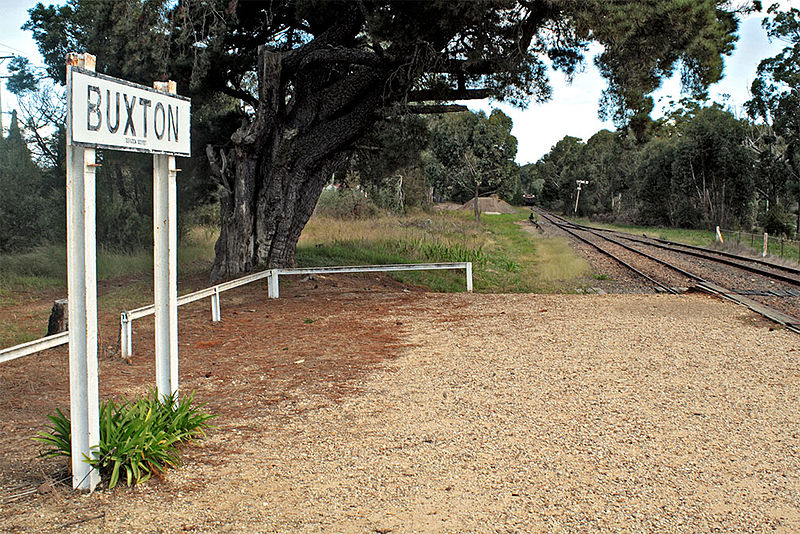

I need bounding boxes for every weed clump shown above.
[34,389,215,489]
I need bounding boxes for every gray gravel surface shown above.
[2,293,799,533]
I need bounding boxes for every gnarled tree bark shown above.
[208,46,385,280]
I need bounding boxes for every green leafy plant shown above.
[35,408,72,459]
[33,389,215,489]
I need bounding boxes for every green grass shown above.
[297,210,593,293]
[718,229,800,262]
[0,228,217,348]
[0,228,216,292]
[480,213,591,292]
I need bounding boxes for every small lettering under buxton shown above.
[69,68,190,156]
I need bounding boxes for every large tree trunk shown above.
[208,139,348,280]
[207,47,382,281]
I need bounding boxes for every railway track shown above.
[533,208,800,334]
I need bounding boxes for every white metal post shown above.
[154,150,178,399]
[268,269,280,298]
[763,232,769,258]
[575,180,589,214]
[211,287,221,322]
[153,79,180,400]
[465,262,473,292]
[120,313,129,360]
[65,53,100,492]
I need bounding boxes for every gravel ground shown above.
[2,291,798,533]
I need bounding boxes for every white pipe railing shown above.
[120,268,279,358]
[271,262,473,298]
[121,262,472,358]
[0,331,70,364]
[1,262,472,363]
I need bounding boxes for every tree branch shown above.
[388,104,468,115]
[220,84,259,108]
[432,59,496,75]
[299,47,389,69]
[408,88,493,101]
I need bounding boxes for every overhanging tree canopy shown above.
[25,0,754,279]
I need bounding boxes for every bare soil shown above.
[1,275,799,533]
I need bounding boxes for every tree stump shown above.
[47,299,68,336]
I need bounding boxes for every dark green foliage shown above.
[33,390,215,489]
[519,163,544,199]
[0,112,56,252]
[590,1,744,137]
[747,3,800,236]
[637,139,678,226]
[350,115,431,212]
[13,0,225,252]
[668,106,754,228]
[762,204,795,237]
[5,57,39,94]
[530,136,584,212]
[314,188,381,219]
[426,109,519,205]
[535,105,758,231]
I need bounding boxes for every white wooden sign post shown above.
[66,53,190,491]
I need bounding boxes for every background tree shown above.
[0,112,55,251]
[348,115,430,212]
[670,106,754,228]
[426,109,519,220]
[18,1,225,250]
[532,135,584,212]
[519,162,544,200]
[532,104,757,230]
[25,0,753,278]
[747,2,800,235]
[572,130,636,219]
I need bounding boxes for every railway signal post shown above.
[575,180,589,214]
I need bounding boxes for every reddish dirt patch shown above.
[0,273,422,491]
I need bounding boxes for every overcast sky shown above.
[1,1,798,163]
[467,9,798,164]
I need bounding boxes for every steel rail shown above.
[644,235,800,276]
[534,209,678,293]
[553,215,709,284]
[535,208,800,333]
[598,228,800,286]
[546,211,800,285]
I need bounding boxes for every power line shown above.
[0,42,48,69]
[0,41,30,56]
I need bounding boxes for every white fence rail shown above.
[120,268,279,358]
[121,262,471,358]
[0,262,472,363]
[0,331,70,364]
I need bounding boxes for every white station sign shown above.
[68,68,191,156]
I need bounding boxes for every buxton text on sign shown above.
[69,69,191,156]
